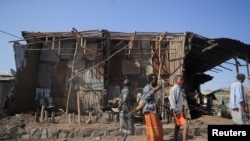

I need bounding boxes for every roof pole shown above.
[234,57,239,74]
[245,55,249,117]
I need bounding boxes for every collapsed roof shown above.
[185,34,250,73]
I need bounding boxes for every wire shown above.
[0,30,23,40]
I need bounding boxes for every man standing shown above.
[131,73,163,141]
[220,100,227,118]
[169,75,188,141]
[229,73,248,125]
[119,79,134,141]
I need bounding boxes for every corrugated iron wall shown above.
[64,41,104,112]
[40,46,59,62]
[78,90,102,112]
[168,35,186,86]
[13,43,27,70]
[36,63,53,88]
[10,43,41,113]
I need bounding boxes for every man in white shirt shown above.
[169,75,188,141]
[229,73,248,125]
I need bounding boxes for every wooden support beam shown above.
[234,58,239,74]
[224,61,236,66]
[212,67,222,71]
[45,37,48,45]
[128,32,136,58]
[208,69,219,73]
[58,40,61,55]
[32,35,60,57]
[52,37,55,50]
[66,40,78,114]
[245,55,250,116]
[201,43,218,52]
[40,105,45,122]
[77,91,81,124]
[245,55,250,77]
[218,65,233,71]
[72,27,96,53]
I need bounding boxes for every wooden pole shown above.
[68,114,72,124]
[234,58,239,74]
[156,34,166,120]
[128,32,136,58]
[157,36,162,114]
[66,40,78,114]
[40,105,45,122]
[44,110,48,121]
[245,55,249,116]
[34,112,37,122]
[51,112,55,123]
[58,40,61,55]
[52,37,55,50]
[77,91,81,124]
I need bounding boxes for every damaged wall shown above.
[9,44,41,114]
[9,30,187,115]
[9,29,250,117]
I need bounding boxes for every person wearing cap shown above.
[119,78,134,141]
[130,73,163,141]
[229,73,248,125]
[169,74,188,141]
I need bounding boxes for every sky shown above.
[1,0,250,91]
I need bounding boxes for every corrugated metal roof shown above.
[0,71,10,75]
[0,75,15,81]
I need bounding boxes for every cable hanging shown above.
[0,30,23,40]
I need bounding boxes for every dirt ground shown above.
[100,114,250,141]
[104,115,234,141]
[1,112,249,141]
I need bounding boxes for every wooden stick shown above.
[40,105,45,122]
[58,40,61,55]
[68,114,72,124]
[34,112,37,122]
[52,37,55,50]
[72,112,75,123]
[51,112,55,123]
[44,110,48,121]
[66,41,78,114]
[77,91,81,124]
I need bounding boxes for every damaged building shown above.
[6,29,250,120]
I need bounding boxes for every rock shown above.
[41,128,48,139]
[29,128,41,139]
[82,128,94,137]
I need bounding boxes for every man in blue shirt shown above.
[229,73,248,125]
[131,73,163,141]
